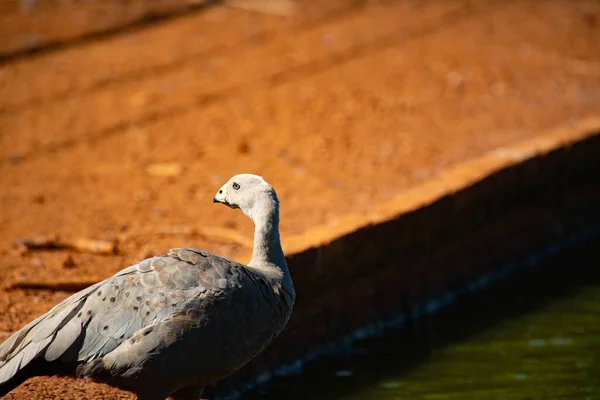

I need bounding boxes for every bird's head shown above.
[213,174,278,221]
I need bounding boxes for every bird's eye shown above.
[232,182,240,190]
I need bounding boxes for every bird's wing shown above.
[0,248,248,385]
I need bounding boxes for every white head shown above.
[213,174,279,222]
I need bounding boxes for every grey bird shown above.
[0,174,295,400]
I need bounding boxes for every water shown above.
[242,238,600,399]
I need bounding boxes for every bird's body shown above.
[0,174,295,399]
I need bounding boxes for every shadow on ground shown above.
[241,236,600,399]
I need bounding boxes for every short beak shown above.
[213,187,227,205]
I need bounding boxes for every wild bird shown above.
[0,174,295,400]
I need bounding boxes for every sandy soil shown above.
[0,0,213,59]
[0,0,599,398]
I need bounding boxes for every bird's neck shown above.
[247,195,295,309]
[248,199,286,271]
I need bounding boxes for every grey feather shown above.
[0,352,23,385]
[20,336,53,370]
[44,318,83,362]
[28,303,80,342]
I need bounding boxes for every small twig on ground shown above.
[7,280,99,292]
[13,236,117,255]
[224,0,296,15]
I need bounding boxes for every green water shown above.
[242,238,600,399]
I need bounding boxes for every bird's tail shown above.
[0,314,55,396]
[0,297,86,396]
[0,360,43,398]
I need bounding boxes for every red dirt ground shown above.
[0,0,599,398]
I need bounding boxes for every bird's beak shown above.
[213,186,227,205]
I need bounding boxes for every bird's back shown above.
[0,248,292,398]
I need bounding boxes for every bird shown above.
[0,174,295,400]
